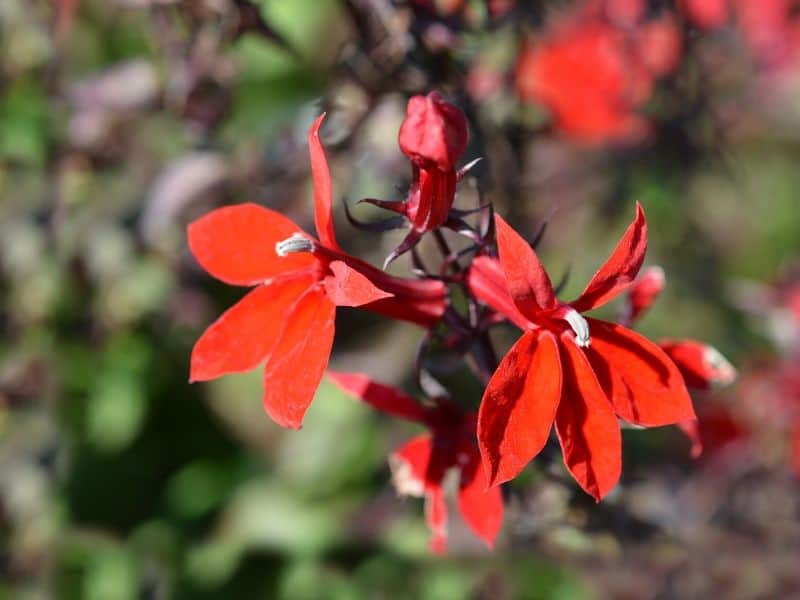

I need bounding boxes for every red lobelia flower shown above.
[328,372,503,553]
[360,92,473,265]
[468,203,695,500]
[188,115,447,429]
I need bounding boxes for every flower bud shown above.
[399,92,468,172]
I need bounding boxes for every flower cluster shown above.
[187,92,733,551]
[512,0,800,146]
[515,0,682,145]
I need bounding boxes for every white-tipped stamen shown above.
[275,233,314,257]
[563,308,591,347]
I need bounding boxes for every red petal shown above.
[467,256,531,329]
[308,114,340,251]
[322,260,393,307]
[659,340,737,390]
[389,434,440,495]
[327,372,430,423]
[478,330,562,486]
[571,202,647,312]
[457,447,503,549]
[262,288,335,429]
[188,203,316,286]
[190,277,312,382]
[677,419,703,459]
[389,435,451,553]
[586,320,696,426]
[555,335,622,501]
[426,486,448,554]
[793,424,800,478]
[494,214,558,318]
[620,265,664,326]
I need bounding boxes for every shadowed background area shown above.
[1,0,799,598]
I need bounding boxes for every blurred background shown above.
[1,0,799,597]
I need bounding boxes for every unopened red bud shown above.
[399,92,468,172]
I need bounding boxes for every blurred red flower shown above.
[330,373,503,553]
[515,1,682,145]
[734,0,800,69]
[678,0,729,30]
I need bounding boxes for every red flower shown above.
[188,115,447,429]
[733,0,800,69]
[678,0,729,30]
[516,19,649,145]
[468,204,695,500]
[515,3,682,145]
[636,17,683,77]
[329,372,503,553]
[362,92,472,265]
[604,0,646,28]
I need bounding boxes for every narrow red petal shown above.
[409,167,434,232]
[478,330,562,486]
[322,260,393,307]
[467,256,531,330]
[308,114,340,251]
[391,435,451,554]
[555,335,622,502]
[321,253,447,327]
[190,277,312,382]
[187,203,316,286]
[586,320,696,426]
[659,339,737,390]
[327,372,430,423]
[494,214,558,318]
[262,289,335,429]
[426,486,448,554]
[457,447,503,549]
[571,202,647,312]
[677,419,703,459]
